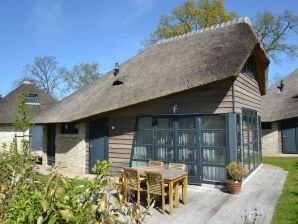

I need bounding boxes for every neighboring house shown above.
[34,18,269,184]
[261,69,298,155]
[0,81,56,154]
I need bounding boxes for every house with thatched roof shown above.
[261,69,298,155]
[0,81,56,154]
[34,18,269,184]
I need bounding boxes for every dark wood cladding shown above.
[107,78,235,171]
[234,73,261,113]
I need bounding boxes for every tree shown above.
[21,56,64,98]
[62,62,101,94]
[253,10,298,63]
[140,0,237,50]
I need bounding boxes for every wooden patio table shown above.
[132,167,188,215]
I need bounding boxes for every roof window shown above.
[25,94,40,105]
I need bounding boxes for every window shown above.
[131,114,229,183]
[241,56,257,80]
[261,122,272,130]
[25,94,39,104]
[61,123,79,134]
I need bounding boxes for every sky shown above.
[0,0,297,96]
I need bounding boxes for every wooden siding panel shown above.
[106,79,235,171]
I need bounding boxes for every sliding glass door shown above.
[131,114,228,183]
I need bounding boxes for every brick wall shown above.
[262,121,281,155]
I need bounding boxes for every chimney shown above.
[114,63,120,76]
[277,80,284,92]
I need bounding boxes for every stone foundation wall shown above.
[54,123,87,174]
[262,121,281,155]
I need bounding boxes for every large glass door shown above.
[131,114,228,183]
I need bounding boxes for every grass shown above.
[262,156,298,224]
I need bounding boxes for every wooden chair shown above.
[148,160,164,168]
[168,163,186,207]
[123,168,146,207]
[145,170,169,214]
[168,163,186,171]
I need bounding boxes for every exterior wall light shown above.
[172,104,178,114]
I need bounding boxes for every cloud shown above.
[32,0,69,39]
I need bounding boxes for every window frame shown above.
[25,94,40,105]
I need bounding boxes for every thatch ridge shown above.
[261,69,298,122]
[34,19,268,123]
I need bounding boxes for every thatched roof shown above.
[261,69,298,122]
[0,81,56,124]
[35,18,269,123]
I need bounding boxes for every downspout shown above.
[232,79,236,113]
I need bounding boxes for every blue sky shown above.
[0,0,297,96]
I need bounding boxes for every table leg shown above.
[169,181,173,215]
[174,182,179,208]
[182,175,188,205]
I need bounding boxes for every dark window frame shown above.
[25,94,40,104]
[241,56,258,80]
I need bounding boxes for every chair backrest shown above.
[168,163,186,171]
[145,171,165,195]
[148,160,164,168]
[124,168,140,190]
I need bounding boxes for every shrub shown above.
[0,140,148,223]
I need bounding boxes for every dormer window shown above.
[25,94,40,105]
[241,56,257,80]
[112,80,123,86]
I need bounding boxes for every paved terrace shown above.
[145,165,287,224]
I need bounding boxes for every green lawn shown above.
[263,156,298,224]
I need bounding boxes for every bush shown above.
[0,139,148,223]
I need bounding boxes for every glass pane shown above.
[137,117,152,129]
[203,148,226,165]
[132,145,152,160]
[157,118,173,129]
[156,146,174,161]
[178,131,196,146]
[157,131,173,145]
[25,94,39,103]
[202,131,226,147]
[178,117,195,129]
[186,164,197,176]
[134,130,152,144]
[201,115,225,129]
[243,145,249,161]
[178,147,196,162]
[203,166,226,181]
[131,160,147,167]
